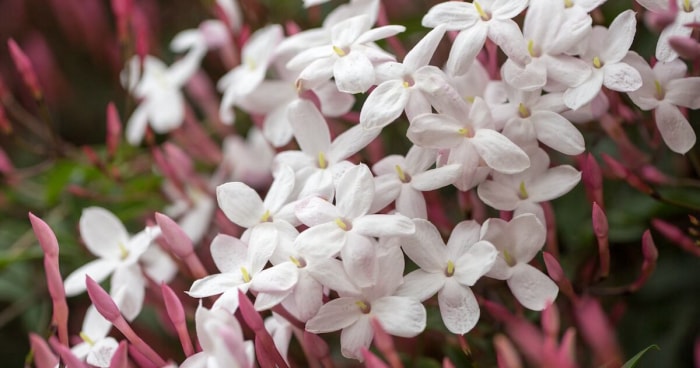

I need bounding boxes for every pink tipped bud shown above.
[106,102,122,158]
[574,296,622,366]
[85,276,121,322]
[110,341,129,368]
[161,282,194,356]
[557,327,577,363]
[28,213,59,258]
[442,357,456,368]
[163,143,194,181]
[7,38,42,99]
[669,36,700,59]
[592,202,610,279]
[592,202,608,238]
[361,347,390,368]
[370,317,402,368]
[155,212,194,258]
[639,164,670,185]
[238,290,263,331]
[494,334,522,368]
[641,229,659,262]
[127,344,158,368]
[652,219,700,257]
[44,261,66,302]
[541,302,560,340]
[238,290,288,367]
[542,252,576,300]
[29,334,59,368]
[303,331,330,359]
[49,336,88,368]
[582,153,603,206]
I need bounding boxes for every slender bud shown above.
[29,334,58,368]
[494,334,522,368]
[238,290,289,367]
[581,153,603,207]
[155,212,194,258]
[161,283,194,356]
[542,252,576,300]
[370,317,402,368]
[49,336,88,368]
[361,347,390,368]
[630,230,658,292]
[573,296,622,367]
[85,276,121,322]
[7,38,42,100]
[111,0,133,42]
[28,213,59,257]
[652,219,700,256]
[303,331,330,359]
[106,102,121,159]
[592,202,610,279]
[109,341,129,368]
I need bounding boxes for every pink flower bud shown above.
[238,290,263,331]
[111,0,133,41]
[652,219,700,257]
[541,302,560,341]
[0,104,11,134]
[85,276,121,322]
[592,202,610,279]
[29,334,58,368]
[494,334,522,368]
[238,290,289,367]
[110,341,129,368]
[155,212,194,258]
[573,296,622,367]
[163,143,194,182]
[7,38,43,100]
[370,317,402,368]
[630,230,658,292]
[669,36,700,59]
[581,153,603,207]
[303,331,330,359]
[543,252,576,301]
[361,347,390,368]
[28,213,59,258]
[49,336,88,368]
[442,357,456,368]
[106,102,121,159]
[161,283,194,356]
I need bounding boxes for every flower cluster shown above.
[17,0,700,367]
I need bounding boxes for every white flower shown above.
[477,147,581,223]
[370,146,461,219]
[305,247,426,361]
[187,225,278,312]
[637,0,700,61]
[63,207,158,321]
[624,51,700,153]
[287,14,404,93]
[359,25,446,129]
[563,10,642,110]
[422,0,530,75]
[397,219,497,334]
[71,306,118,367]
[481,214,558,311]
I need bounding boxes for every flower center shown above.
[403,76,415,88]
[240,267,252,283]
[518,103,531,118]
[654,80,665,100]
[564,0,574,8]
[683,0,693,12]
[289,255,307,268]
[395,165,411,183]
[474,1,491,21]
[335,217,352,231]
[333,45,349,57]
[80,331,95,346]
[527,40,540,57]
[317,152,328,169]
[518,181,529,200]
[458,127,474,138]
[503,250,517,267]
[260,210,272,223]
[244,56,257,70]
[445,260,455,277]
[592,56,603,69]
[356,300,371,314]
[118,242,129,260]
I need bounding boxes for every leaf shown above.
[620,344,660,368]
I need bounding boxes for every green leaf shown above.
[621,344,660,368]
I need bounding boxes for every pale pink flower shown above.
[637,0,700,61]
[624,51,700,153]
[481,214,559,311]
[71,306,119,367]
[397,219,497,334]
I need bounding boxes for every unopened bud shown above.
[85,276,121,322]
[7,39,42,100]
[106,103,121,158]
[494,334,522,368]
[109,341,130,368]
[29,334,58,368]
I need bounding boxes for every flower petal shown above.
[288,99,331,156]
[80,207,130,259]
[400,219,446,272]
[530,111,585,155]
[64,259,118,296]
[421,2,479,30]
[353,214,415,237]
[507,264,559,311]
[251,262,299,293]
[604,62,642,92]
[373,296,426,337]
[453,240,498,286]
[216,182,265,228]
[655,102,696,154]
[528,165,581,203]
[395,186,427,219]
[336,164,374,219]
[306,297,362,333]
[438,279,480,334]
[360,80,410,130]
[477,180,519,211]
[334,52,375,94]
[396,270,445,301]
[340,316,373,361]
[411,164,461,191]
[471,129,530,174]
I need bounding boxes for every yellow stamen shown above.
[333,45,346,57]
[518,103,530,118]
[335,218,348,231]
[446,260,455,277]
[317,152,328,169]
[260,210,272,222]
[241,267,251,283]
[245,56,257,70]
[474,1,490,21]
[654,80,665,100]
[395,165,407,182]
[518,181,529,199]
[684,0,692,12]
[503,250,516,267]
[593,56,602,69]
[355,300,371,313]
[458,127,471,137]
[290,255,302,268]
[118,242,129,260]
[80,332,95,346]
[465,96,475,103]
[402,80,410,88]
[564,0,574,8]
[527,40,536,57]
